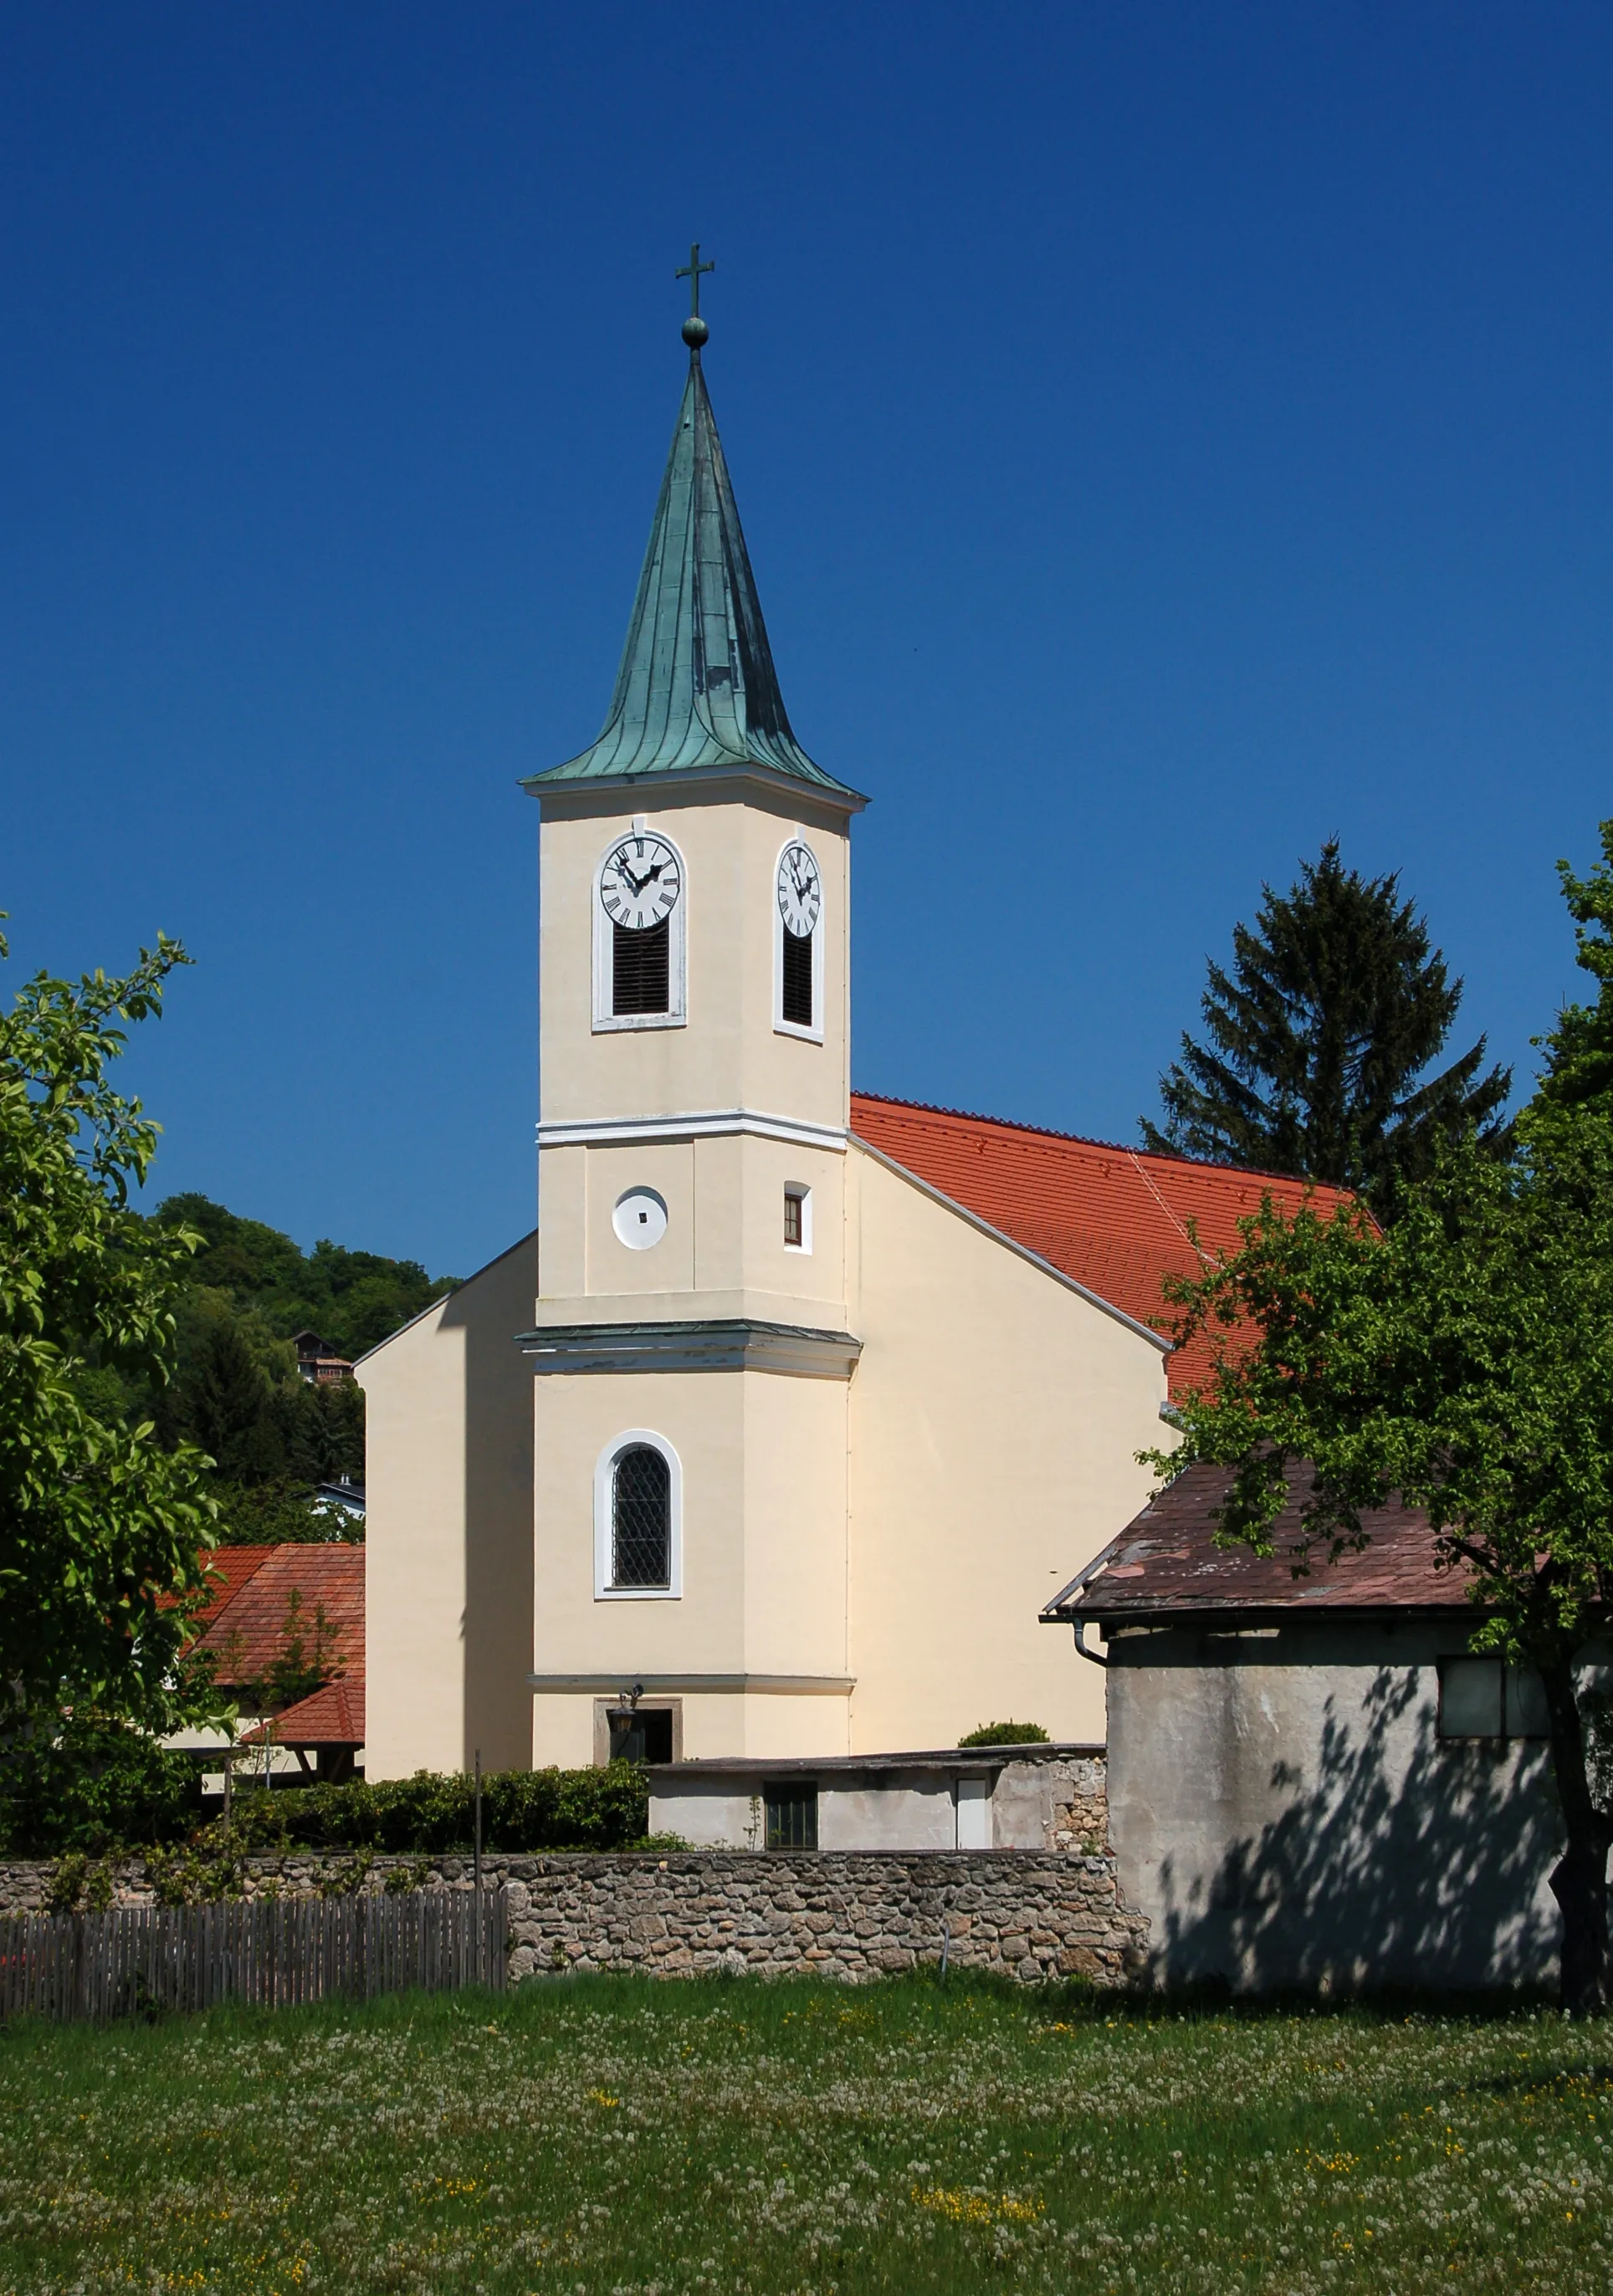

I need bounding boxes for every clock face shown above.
[600,833,681,930]
[776,841,822,937]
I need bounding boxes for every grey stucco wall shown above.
[1106,1619,1567,1994]
[650,1751,1111,1852]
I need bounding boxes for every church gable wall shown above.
[359,1235,537,1781]
[847,1147,1167,1752]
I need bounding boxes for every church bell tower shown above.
[519,254,868,1767]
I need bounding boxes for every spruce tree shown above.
[1141,841,1511,1215]
[186,1315,284,1483]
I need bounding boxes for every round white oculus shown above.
[776,840,822,936]
[600,833,681,930]
[612,1187,668,1250]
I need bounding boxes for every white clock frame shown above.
[592,822,688,1033]
[773,832,825,1044]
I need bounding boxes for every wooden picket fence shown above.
[0,1888,507,2023]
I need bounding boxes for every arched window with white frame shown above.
[592,825,688,1032]
[594,1430,683,1600]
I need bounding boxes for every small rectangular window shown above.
[781,927,813,1028]
[1439,1658,1503,1739]
[784,1189,804,1248]
[1505,1669,1551,1739]
[1438,1659,1550,1741]
[764,1782,817,1850]
[607,1706,674,1765]
[613,918,670,1016]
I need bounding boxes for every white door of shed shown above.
[955,1775,992,1849]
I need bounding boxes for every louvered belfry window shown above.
[781,926,813,1027]
[612,1445,671,1588]
[613,918,671,1017]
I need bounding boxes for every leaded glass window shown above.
[612,1445,670,1588]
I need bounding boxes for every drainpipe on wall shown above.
[1072,1621,1108,1669]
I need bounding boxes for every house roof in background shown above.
[191,1545,364,1685]
[193,1546,277,1627]
[849,1093,1356,1395]
[1044,1462,1472,1624]
[245,1675,365,1748]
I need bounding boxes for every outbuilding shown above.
[647,1741,1108,1854]
[1044,1464,1575,1995]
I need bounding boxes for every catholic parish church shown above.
[359,287,1324,1780]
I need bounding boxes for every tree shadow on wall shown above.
[1152,1667,1563,1995]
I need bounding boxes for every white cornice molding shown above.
[521,1318,863,1381]
[850,1137,1173,1354]
[528,1672,856,1695]
[537,1108,849,1153]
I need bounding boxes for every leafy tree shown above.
[1142,841,1511,1215]
[1536,817,1613,1110]
[1149,1091,1613,2016]
[957,1721,1050,1746]
[263,1589,344,1710]
[0,1710,202,1855]
[152,1193,456,1361]
[209,1479,361,1546]
[0,923,219,1729]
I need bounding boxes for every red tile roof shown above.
[1047,1462,1474,1620]
[191,1546,364,1690]
[245,1675,365,1747]
[187,1545,276,1628]
[851,1092,1356,1395]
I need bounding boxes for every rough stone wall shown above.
[0,1849,1148,1987]
[504,1852,1146,1984]
[995,1751,1110,1852]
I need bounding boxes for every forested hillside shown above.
[110,1198,458,1545]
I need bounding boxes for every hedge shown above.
[0,1739,649,1859]
[226,1765,650,1855]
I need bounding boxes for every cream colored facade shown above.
[359,330,1172,1777]
[361,767,1169,1777]
[361,1235,536,1777]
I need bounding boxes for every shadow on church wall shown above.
[438,1235,537,1774]
[1137,1664,1564,1996]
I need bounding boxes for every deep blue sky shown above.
[4,3,1610,1277]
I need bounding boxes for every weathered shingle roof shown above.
[1045,1462,1471,1624]
[850,1093,1356,1396]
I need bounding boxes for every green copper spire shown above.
[524,263,860,801]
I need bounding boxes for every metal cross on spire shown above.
[676,242,714,348]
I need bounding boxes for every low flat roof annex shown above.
[646,1741,1103,1782]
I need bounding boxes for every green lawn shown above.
[0,1976,1606,2293]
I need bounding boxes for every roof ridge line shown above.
[852,1090,1345,1192]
